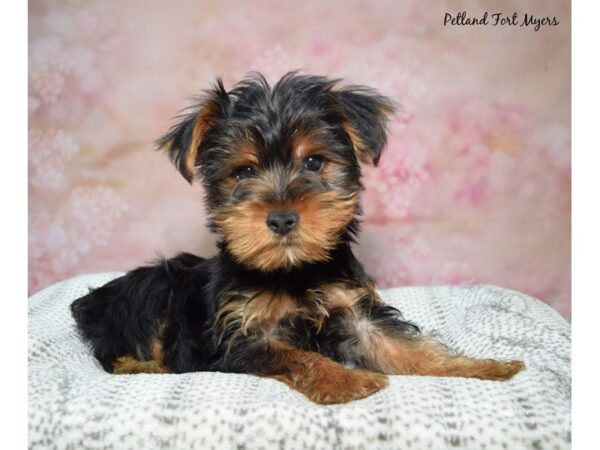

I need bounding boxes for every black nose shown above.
[267,209,299,235]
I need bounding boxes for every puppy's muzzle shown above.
[267,209,299,235]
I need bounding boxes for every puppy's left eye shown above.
[233,166,255,181]
[303,155,324,172]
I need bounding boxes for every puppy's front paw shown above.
[291,368,389,405]
[472,359,526,381]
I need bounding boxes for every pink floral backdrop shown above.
[28,0,571,318]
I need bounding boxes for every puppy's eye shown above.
[303,155,324,172]
[233,166,255,181]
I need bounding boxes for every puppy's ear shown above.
[156,80,229,182]
[336,86,396,166]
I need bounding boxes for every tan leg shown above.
[113,356,170,374]
[112,338,170,374]
[364,333,525,380]
[319,283,524,381]
[273,349,388,404]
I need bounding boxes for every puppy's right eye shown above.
[233,166,255,181]
[304,155,324,172]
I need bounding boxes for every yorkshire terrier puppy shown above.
[71,72,524,404]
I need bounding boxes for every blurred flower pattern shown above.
[28,0,571,318]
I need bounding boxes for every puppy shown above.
[71,72,524,404]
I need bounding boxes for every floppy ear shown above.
[336,86,396,166]
[156,80,229,183]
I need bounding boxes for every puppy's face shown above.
[158,73,394,272]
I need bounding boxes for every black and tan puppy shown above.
[71,72,524,404]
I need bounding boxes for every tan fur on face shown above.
[292,133,318,161]
[291,131,352,184]
[214,190,359,272]
[220,143,260,179]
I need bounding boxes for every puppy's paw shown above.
[113,356,170,374]
[300,369,389,405]
[471,359,526,381]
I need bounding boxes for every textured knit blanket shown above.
[29,273,571,450]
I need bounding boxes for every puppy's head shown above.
[157,72,395,272]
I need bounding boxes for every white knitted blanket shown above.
[29,273,571,450]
